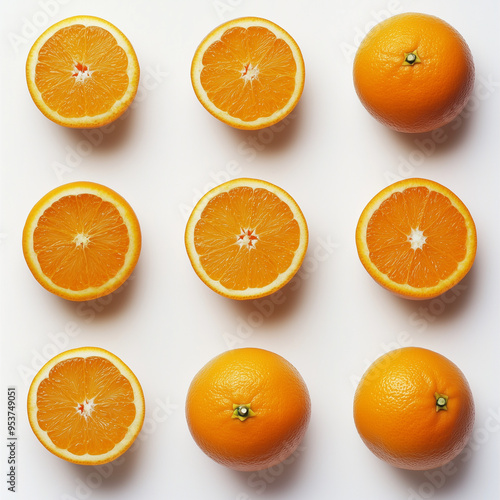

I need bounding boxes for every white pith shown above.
[408,228,426,250]
[241,63,259,83]
[73,233,90,248]
[77,398,95,418]
[236,228,259,249]
[72,64,92,83]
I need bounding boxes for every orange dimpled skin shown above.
[353,13,474,133]
[185,348,311,471]
[353,347,475,470]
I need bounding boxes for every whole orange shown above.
[353,347,474,470]
[353,13,474,133]
[185,347,311,471]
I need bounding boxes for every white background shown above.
[1,1,499,499]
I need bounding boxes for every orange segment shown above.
[191,17,305,130]
[23,182,141,301]
[185,178,308,300]
[27,347,145,465]
[356,178,476,299]
[27,16,140,128]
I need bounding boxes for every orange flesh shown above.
[36,357,136,456]
[366,187,467,287]
[194,187,300,290]
[35,25,129,117]
[33,194,129,290]
[200,26,296,121]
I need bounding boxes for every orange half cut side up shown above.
[356,178,476,299]
[23,182,141,301]
[191,17,305,129]
[27,347,145,465]
[185,178,308,299]
[26,16,140,128]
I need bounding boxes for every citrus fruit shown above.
[27,347,145,465]
[353,13,474,133]
[191,17,305,130]
[353,347,474,470]
[185,347,311,471]
[356,178,476,299]
[22,181,141,301]
[26,15,140,128]
[185,178,308,300]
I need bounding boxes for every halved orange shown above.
[191,17,305,130]
[22,181,141,301]
[185,178,308,299]
[26,16,140,128]
[356,178,476,299]
[27,347,145,465]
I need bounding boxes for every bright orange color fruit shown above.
[356,178,476,299]
[185,347,311,471]
[353,347,475,470]
[27,347,145,465]
[185,178,308,300]
[26,16,140,128]
[22,181,141,301]
[191,17,305,130]
[353,13,474,133]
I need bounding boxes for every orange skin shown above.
[185,348,311,471]
[353,347,475,470]
[353,13,474,133]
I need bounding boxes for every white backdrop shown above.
[1,1,499,499]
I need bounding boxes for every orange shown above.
[27,347,145,465]
[26,16,140,128]
[22,181,141,301]
[353,347,475,470]
[191,17,305,130]
[356,178,476,299]
[185,347,311,471]
[353,13,474,133]
[185,178,308,300]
